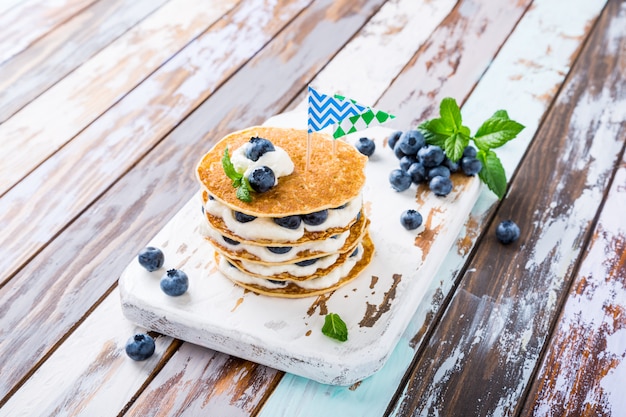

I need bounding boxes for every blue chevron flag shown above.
[307,86,366,133]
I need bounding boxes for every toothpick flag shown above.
[307,86,395,139]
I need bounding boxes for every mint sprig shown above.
[221,147,252,203]
[321,313,348,342]
[418,98,524,199]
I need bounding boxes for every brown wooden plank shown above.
[522,144,626,416]
[389,0,625,415]
[0,0,387,408]
[0,0,169,123]
[0,0,98,65]
[0,0,238,197]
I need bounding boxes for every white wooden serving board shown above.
[119,112,481,385]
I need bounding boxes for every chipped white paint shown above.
[0,0,237,195]
[120,121,481,385]
[0,290,174,417]
[296,0,456,106]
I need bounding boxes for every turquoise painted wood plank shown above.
[257,0,608,415]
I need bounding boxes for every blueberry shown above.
[428,165,451,179]
[302,209,328,226]
[397,130,426,155]
[429,175,453,196]
[246,136,275,161]
[393,144,407,160]
[160,269,189,296]
[350,247,359,257]
[496,220,520,244]
[461,157,482,176]
[295,258,318,267]
[443,157,460,173]
[273,215,301,229]
[138,247,164,272]
[267,279,287,287]
[248,166,275,193]
[400,209,423,230]
[223,236,240,246]
[389,169,412,192]
[463,145,477,158]
[399,155,418,172]
[387,131,402,149]
[355,137,376,156]
[268,246,292,254]
[234,211,256,223]
[418,145,445,168]
[332,203,347,210]
[125,333,155,361]
[408,162,427,184]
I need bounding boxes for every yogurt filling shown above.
[204,193,362,242]
[218,243,364,290]
[237,253,340,277]
[202,224,350,263]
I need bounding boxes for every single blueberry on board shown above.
[268,246,292,254]
[234,211,256,223]
[418,145,445,168]
[274,215,302,230]
[461,156,483,176]
[429,175,453,196]
[387,130,402,150]
[246,136,275,161]
[397,130,426,155]
[137,247,164,272]
[496,220,521,244]
[302,209,328,226]
[160,269,189,296]
[408,162,427,184]
[248,166,275,193]
[389,169,412,192]
[428,165,451,180]
[400,209,423,230]
[125,333,156,361]
[355,137,376,156]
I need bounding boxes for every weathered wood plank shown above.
[523,147,626,416]
[0,0,238,196]
[0,290,177,416]
[0,0,169,123]
[0,0,309,288]
[0,0,97,65]
[0,0,387,409]
[390,0,625,415]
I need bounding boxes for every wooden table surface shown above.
[1,0,625,415]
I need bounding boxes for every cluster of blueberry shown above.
[386,130,482,196]
[245,137,277,193]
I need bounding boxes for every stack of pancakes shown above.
[196,127,374,298]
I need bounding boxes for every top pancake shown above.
[196,127,367,217]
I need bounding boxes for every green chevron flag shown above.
[333,107,395,138]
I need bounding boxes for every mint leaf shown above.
[222,147,242,185]
[418,119,451,147]
[475,117,525,150]
[236,178,252,202]
[492,110,509,119]
[444,132,471,162]
[321,313,348,342]
[439,97,463,131]
[477,149,507,199]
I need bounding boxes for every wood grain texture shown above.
[0,0,387,411]
[0,0,310,405]
[390,0,625,415]
[0,0,168,123]
[0,0,97,65]
[521,2,626,416]
[0,0,238,196]
[0,290,178,417]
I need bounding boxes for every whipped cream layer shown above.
[218,243,364,290]
[203,223,350,263]
[204,193,362,242]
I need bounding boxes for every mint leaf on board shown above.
[321,313,348,342]
[477,149,507,199]
[418,97,524,199]
[474,114,525,150]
